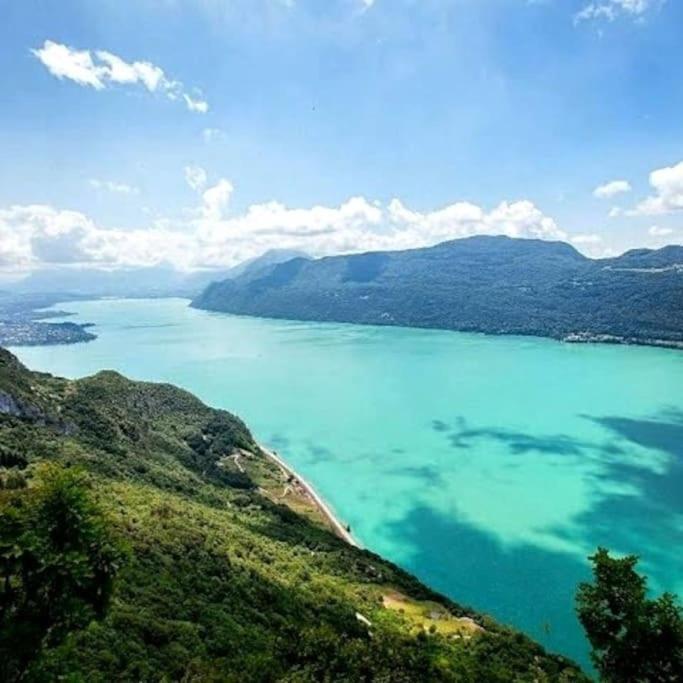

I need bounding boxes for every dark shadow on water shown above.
[439,413,683,584]
[431,419,449,433]
[576,411,683,588]
[387,464,443,486]
[442,416,624,457]
[305,442,334,464]
[569,492,682,590]
[414,409,683,670]
[449,427,586,455]
[382,504,593,671]
[587,410,683,459]
[588,411,683,518]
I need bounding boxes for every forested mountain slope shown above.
[0,349,586,681]
[193,236,683,347]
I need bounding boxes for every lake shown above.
[11,297,683,670]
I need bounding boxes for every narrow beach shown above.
[259,444,360,548]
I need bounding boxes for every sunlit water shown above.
[11,298,683,670]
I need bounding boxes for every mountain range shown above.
[193,236,683,348]
[10,249,309,300]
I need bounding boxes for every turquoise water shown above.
[11,298,683,670]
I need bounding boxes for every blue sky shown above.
[0,0,682,274]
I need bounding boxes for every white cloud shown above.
[570,233,609,257]
[89,178,139,195]
[593,179,631,198]
[30,41,105,89]
[575,0,663,23]
[201,179,234,221]
[0,185,569,273]
[95,50,164,91]
[0,204,197,271]
[183,94,209,114]
[648,225,673,237]
[0,205,96,269]
[32,40,208,113]
[202,128,227,143]
[630,160,683,215]
[184,166,208,192]
[571,233,603,244]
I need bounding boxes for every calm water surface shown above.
[12,298,683,670]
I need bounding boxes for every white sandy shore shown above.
[259,444,360,548]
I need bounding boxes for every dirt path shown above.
[259,444,360,548]
[229,452,245,472]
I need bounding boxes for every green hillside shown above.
[0,348,586,681]
[192,236,683,348]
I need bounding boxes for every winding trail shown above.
[259,444,360,548]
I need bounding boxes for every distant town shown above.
[0,320,95,346]
[0,292,96,346]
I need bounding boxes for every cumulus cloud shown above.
[1,205,96,269]
[0,184,571,273]
[575,0,663,23]
[0,204,197,272]
[201,179,234,221]
[593,179,631,198]
[89,178,139,195]
[32,40,208,113]
[631,160,683,215]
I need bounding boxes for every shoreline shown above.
[191,300,683,353]
[258,444,360,548]
[15,297,683,353]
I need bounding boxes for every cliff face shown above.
[0,348,587,681]
[193,236,683,347]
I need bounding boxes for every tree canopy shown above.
[576,547,683,682]
[0,465,125,682]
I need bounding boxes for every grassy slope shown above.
[0,349,587,681]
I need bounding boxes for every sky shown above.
[0,0,682,276]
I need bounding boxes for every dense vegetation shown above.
[1,465,126,681]
[577,549,682,682]
[193,236,683,348]
[0,348,587,681]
